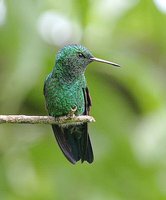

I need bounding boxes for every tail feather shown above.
[52,123,94,164]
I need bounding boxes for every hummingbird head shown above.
[54,44,120,81]
[56,44,93,70]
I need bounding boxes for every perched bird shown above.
[44,44,120,164]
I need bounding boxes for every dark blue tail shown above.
[52,123,94,164]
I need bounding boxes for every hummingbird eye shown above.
[78,53,86,58]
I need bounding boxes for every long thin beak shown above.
[90,57,120,67]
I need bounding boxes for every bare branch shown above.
[0,115,95,126]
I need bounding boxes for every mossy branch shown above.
[0,115,95,126]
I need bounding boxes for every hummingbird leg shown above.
[67,106,77,118]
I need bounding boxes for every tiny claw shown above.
[67,106,77,118]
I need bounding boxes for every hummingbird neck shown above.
[52,63,85,84]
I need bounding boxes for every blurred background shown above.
[0,0,166,199]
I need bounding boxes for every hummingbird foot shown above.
[67,106,77,118]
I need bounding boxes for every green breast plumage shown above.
[44,73,86,117]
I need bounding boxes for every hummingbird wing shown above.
[51,87,94,164]
[81,87,94,163]
[84,87,92,115]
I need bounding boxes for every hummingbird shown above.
[44,44,120,164]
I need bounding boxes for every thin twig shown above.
[0,115,95,126]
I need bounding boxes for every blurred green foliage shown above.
[1,0,166,199]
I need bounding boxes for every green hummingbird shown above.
[44,44,120,164]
